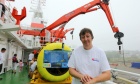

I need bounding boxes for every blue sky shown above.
[8,0,140,51]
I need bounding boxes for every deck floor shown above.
[0,66,30,84]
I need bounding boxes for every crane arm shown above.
[40,0,124,46]
[17,29,40,36]
[41,0,100,32]
[41,0,121,33]
[63,28,74,35]
[100,2,119,32]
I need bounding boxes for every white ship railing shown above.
[111,68,140,84]
[112,68,140,77]
[11,31,41,48]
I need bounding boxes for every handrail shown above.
[112,68,140,77]
[111,68,140,84]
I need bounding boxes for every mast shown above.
[30,0,47,46]
[30,0,47,29]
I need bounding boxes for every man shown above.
[68,28,111,84]
[28,57,37,78]
[28,51,34,73]
[28,52,34,64]
[0,48,6,80]
[30,58,37,72]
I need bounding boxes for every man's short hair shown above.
[79,28,94,40]
[1,48,6,51]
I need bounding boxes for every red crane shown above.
[15,0,124,50]
[51,28,74,42]
[40,23,74,44]
[40,0,124,49]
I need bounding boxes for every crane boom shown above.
[40,0,124,46]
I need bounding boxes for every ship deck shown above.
[0,66,30,84]
[0,63,139,84]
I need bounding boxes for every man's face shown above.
[80,32,93,47]
[2,50,6,53]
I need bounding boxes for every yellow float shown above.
[37,43,72,82]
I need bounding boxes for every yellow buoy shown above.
[37,43,71,82]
